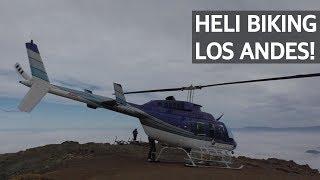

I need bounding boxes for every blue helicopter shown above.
[15,40,320,168]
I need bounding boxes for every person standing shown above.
[148,136,156,162]
[132,128,138,141]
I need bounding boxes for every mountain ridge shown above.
[234,126,320,132]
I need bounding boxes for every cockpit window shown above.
[210,123,233,142]
[224,124,234,139]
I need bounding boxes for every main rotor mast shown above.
[185,85,195,102]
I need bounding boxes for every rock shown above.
[61,141,79,145]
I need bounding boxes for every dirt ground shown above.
[43,155,319,180]
[1,141,319,180]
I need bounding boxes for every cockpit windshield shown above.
[225,124,234,139]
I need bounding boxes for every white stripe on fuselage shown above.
[142,124,235,151]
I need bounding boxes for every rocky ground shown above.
[0,141,319,180]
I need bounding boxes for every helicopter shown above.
[15,40,320,168]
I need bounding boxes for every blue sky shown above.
[1,0,320,131]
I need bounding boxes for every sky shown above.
[1,0,320,130]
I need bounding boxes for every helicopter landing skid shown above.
[185,163,244,169]
[186,146,244,169]
[155,146,243,169]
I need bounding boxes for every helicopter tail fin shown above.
[113,83,127,105]
[17,40,50,112]
[26,40,50,82]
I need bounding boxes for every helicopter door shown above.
[209,124,215,138]
[196,122,205,136]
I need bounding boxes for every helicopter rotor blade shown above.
[199,73,320,88]
[123,73,320,94]
[123,87,184,94]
